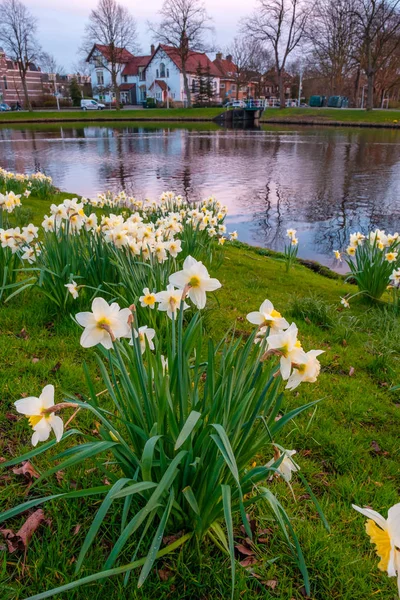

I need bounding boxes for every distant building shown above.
[42,72,92,99]
[145,44,221,104]
[213,53,257,101]
[86,44,152,105]
[0,48,43,106]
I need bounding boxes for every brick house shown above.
[0,48,43,106]
[213,53,257,101]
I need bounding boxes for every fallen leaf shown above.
[370,440,381,454]
[55,470,64,483]
[50,362,62,374]
[102,478,111,486]
[1,509,45,552]
[239,556,258,567]
[12,461,39,481]
[349,366,355,377]
[264,580,278,590]
[31,357,40,364]
[235,543,255,556]
[163,531,184,546]
[73,524,81,535]
[299,493,311,501]
[257,537,269,544]
[158,568,173,581]
[5,412,18,422]
[17,328,29,340]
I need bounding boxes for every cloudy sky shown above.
[23,0,249,72]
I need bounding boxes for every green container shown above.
[309,95,325,107]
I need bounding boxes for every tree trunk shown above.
[278,70,285,109]
[20,70,32,111]
[366,70,374,111]
[112,69,120,110]
[236,80,239,100]
[182,65,191,107]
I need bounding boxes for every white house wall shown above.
[145,49,181,101]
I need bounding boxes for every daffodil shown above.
[266,323,303,380]
[385,252,398,263]
[389,269,400,285]
[347,246,356,256]
[247,299,289,333]
[285,349,324,390]
[169,255,221,309]
[139,287,156,309]
[341,297,350,308]
[333,250,342,261]
[286,228,296,238]
[130,325,156,353]
[266,447,300,482]
[14,385,63,446]
[76,297,131,349]
[352,503,400,595]
[155,284,189,319]
[65,281,79,299]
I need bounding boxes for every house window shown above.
[139,67,145,81]
[3,76,7,90]
[156,69,159,78]
[160,63,166,77]
[95,56,103,67]
[220,83,225,89]
[96,71,104,85]
[231,84,236,91]
[191,79,197,93]
[123,75,128,83]
[167,68,169,77]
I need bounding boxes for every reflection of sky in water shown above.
[1,124,400,269]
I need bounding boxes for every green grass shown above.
[1,194,400,599]
[0,108,224,124]
[261,107,400,126]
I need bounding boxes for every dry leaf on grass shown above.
[12,461,40,481]
[235,543,255,556]
[239,555,258,568]
[1,509,46,552]
[349,366,355,377]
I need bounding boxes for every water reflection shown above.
[1,123,400,269]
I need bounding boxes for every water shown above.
[1,122,400,270]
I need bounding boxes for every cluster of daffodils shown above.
[0,223,39,260]
[334,229,400,262]
[42,198,96,234]
[247,299,323,390]
[0,167,53,196]
[0,191,23,214]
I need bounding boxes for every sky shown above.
[23,0,249,72]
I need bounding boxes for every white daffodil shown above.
[130,325,156,354]
[155,284,189,320]
[76,297,131,349]
[14,385,63,447]
[266,447,300,482]
[229,231,238,241]
[286,228,296,239]
[65,281,79,299]
[352,503,400,595]
[169,255,221,309]
[333,250,342,261]
[389,269,400,286]
[167,239,182,257]
[385,252,398,263]
[347,245,356,256]
[341,297,350,308]
[246,299,289,333]
[266,323,303,380]
[285,349,324,390]
[139,287,156,309]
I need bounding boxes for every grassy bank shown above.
[1,192,399,599]
[1,107,400,128]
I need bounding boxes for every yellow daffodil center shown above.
[29,414,45,428]
[365,520,391,572]
[97,317,111,329]
[143,295,155,306]
[189,276,201,288]
[295,340,302,348]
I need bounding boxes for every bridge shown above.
[213,100,266,127]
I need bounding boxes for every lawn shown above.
[0,192,399,599]
[261,107,400,126]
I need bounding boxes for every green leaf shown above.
[174,411,201,450]
[0,429,81,468]
[111,481,158,500]
[221,484,235,600]
[141,435,162,481]
[182,486,200,515]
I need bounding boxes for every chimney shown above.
[226,54,232,62]
[216,52,222,60]
[151,44,155,54]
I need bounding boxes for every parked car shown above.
[81,99,106,111]
[0,102,11,111]
[224,100,246,109]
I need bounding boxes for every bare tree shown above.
[0,0,41,111]
[149,0,213,107]
[309,0,358,96]
[224,37,266,99]
[353,0,400,110]
[244,0,312,108]
[38,52,64,76]
[83,0,138,110]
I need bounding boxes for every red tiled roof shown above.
[149,80,170,92]
[119,83,136,91]
[122,55,151,76]
[213,57,237,79]
[158,45,220,77]
[92,44,135,63]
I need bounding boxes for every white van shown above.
[81,99,106,111]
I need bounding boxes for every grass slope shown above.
[261,107,400,126]
[0,195,399,599]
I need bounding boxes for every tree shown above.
[194,62,207,104]
[69,77,82,106]
[353,0,400,110]
[308,0,358,96]
[38,52,64,76]
[149,0,213,107]
[83,0,138,110]
[0,0,41,111]
[225,36,264,99]
[204,64,215,103]
[244,0,312,108]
